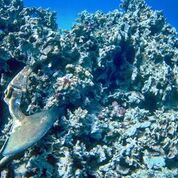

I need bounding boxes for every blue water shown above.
[24,0,178,31]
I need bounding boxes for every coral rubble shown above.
[0,0,177,177]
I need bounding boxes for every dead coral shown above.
[0,0,178,177]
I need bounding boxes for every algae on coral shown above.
[0,0,178,177]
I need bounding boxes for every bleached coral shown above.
[0,0,177,177]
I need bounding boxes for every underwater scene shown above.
[0,0,177,177]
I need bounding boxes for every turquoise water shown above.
[23,0,178,30]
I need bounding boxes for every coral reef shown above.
[0,0,178,177]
